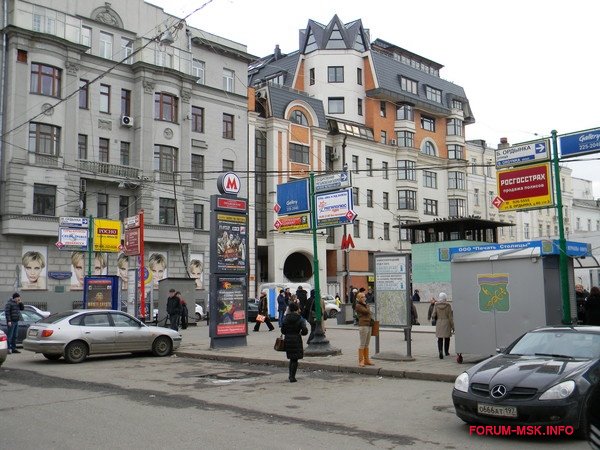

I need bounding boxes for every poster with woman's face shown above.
[116,253,129,290]
[148,251,167,290]
[70,252,108,291]
[189,253,204,290]
[20,245,48,290]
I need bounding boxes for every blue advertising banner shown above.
[441,240,591,261]
[559,127,600,158]
[275,179,310,215]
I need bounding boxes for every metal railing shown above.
[78,160,141,179]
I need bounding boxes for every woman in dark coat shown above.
[585,286,600,326]
[281,302,308,382]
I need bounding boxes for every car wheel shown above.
[329,310,338,319]
[64,341,88,364]
[152,336,173,357]
[195,312,201,321]
[42,353,61,361]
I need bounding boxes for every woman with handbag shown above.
[431,292,454,359]
[354,292,375,367]
[281,302,308,382]
[253,290,275,332]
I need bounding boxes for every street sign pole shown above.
[87,215,93,277]
[551,130,571,324]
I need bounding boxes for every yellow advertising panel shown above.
[93,219,122,252]
[495,163,553,212]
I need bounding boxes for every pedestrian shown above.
[277,288,287,328]
[354,291,375,367]
[177,292,189,330]
[166,288,182,331]
[351,287,359,324]
[365,287,375,304]
[306,290,326,344]
[253,290,275,332]
[281,302,308,382]
[585,286,600,326]
[334,293,341,307]
[427,297,436,323]
[404,302,419,341]
[431,292,454,359]
[4,292,24,354]
[296,285,308,316]
[575,284,589,324]
[412,289,421,302]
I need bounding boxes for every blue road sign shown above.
[495,139,549,168]
[559,127,600,159]
[275,179,310,215]
[314,171,352,193]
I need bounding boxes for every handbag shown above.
[274,335,285,351]
[431,319,437,326]
[371,320,379,337]
[256,314,265,323]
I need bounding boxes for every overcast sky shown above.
[148,0,600,196]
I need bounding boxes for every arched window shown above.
[422,141,436,156]
[290,110,308,126]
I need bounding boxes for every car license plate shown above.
[28,329,38,337]
[477,403,517,418]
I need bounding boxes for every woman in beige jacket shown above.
[431,292,454,359]
[354,292,375,367]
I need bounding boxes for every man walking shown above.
[277,288,287,328]
[5,292,24,354]
[166,288,182,331]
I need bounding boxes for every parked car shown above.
[0,309,45,345]
[247,299,259,322]
[194,303,205,321]
[23,305,51,318]
[0,330,7,366]
[23,309,182,364]
[323,298,340,319]
[452,326,600,438]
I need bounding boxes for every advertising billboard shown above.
[495,163,553,212]
[213,276,247,337]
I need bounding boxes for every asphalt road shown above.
[0,352,590,449]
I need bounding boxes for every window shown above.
[424,199,438,215]
[192,106,204,133]
[448,171,465,189]
[422,141,436,156]
[222,159,234,172]
[397,131,414,148]
[524,223,530,239]
[383,192,389,209]
[119,196,129,222]
[99,138,109,163]
[290,110,308,126]
[29,122,60,156]
[79,79,89,109]
[99,84,110,113]
[447,118,463,136]
[120,142,130,166]
[192,59,205,84]
[383,223,390,240]
[17,49,28,63]
[223,68,234,92]
[154,93,178,122]
[287,143,308,164]
[396,104,414,121]
[380,130,387,144]
[352,155,359,173]
[194,204,204,229]
[156,49,174,68]
[357,67,362,85]
[154,145,178,173]
[309,68,315,85]
[398,190,417,210]
[121,89,131,116]
[352,187,359,206]
[366,189,373,207]
[452,99,463,110]
[397,160,416,181]
[474,188,480,206]
[121,38,133,64]
[423,170,437,188]
[400,76,418,94]
[223,113,234,139]
[81,26,91,49]
[191,154,205,188]
[489,191,494,205]
[425,86,442,103]
[471,158,478,174]
[421,116,435,132]
[353,219,360,238]
[97,193,108,218]
[78,134,87,159]
[382,162,389,179]
[380,101,386,117]
[576,217,581,231]
[30,63,61,97]
[33,184,55,216]
[448,144,463,160]
[328,97,344,114]
[159,198,176,225]
[449,198,466,217]
[367,221,374,239]
[99,32,113,59]
[366,158,373,176]
[328,66,344,83]
[357,98,363,116]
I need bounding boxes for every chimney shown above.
[498,137,510,150]
[274,44,282,61]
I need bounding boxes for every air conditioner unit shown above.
[121,115,133,127]
[390,139,397,146]
[329,148,340,161]
[256,88,268,100]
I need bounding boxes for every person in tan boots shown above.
[354,291,375,367]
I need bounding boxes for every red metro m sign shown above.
[217,172,241,196]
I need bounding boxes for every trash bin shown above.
[338,304,354,325]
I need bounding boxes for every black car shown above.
[247,299,259,322]
[0,309,45,345]
[452,326,600,438]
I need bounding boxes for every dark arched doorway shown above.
[283,252,313,282]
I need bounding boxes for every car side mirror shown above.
[496,347,506,354]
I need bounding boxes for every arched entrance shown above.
[283,252,313,282]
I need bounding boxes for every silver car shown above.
[0,329,7,366]
[23,310,182,364]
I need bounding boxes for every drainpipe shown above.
[0,0,8,203]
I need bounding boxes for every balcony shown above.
[78,160,141,179]
[30,152,63,167]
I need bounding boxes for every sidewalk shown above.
[175,322,484,383]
